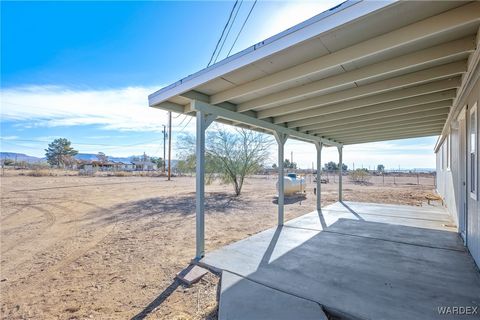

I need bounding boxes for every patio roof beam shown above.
[259,61,465,121]
[327,123,446,140]
[237,36,474,112]
[308,115,447,135]
[330,124,444,139]
[210,2,480,105]
[290,93,454,129]
[189,100,341,147]
[340,130,442,145]
[312,120,447,137]
[257,60,467,123]
[297,102,450,131]
[283,82,458,127]
[331,127,443,143]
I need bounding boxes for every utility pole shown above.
[162,125,166,172]
[168,111,172,181]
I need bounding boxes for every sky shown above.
[0,0,438,169]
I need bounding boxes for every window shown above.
[439,143,444,170]
[446,134,451,171]
[470,103,477,200]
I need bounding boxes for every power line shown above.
[207,0,239,67]
[226,0,257,57]
[177,116,194,133]
[176,114,189,128]
[213,0,243,64]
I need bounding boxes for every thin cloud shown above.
[0,135,19,140]
[1,85,193,133]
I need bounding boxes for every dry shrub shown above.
[25,169,55,177]
[349,169,371,184]
[78,169,95,176]
[134,171,162,177]
[106,171,132,177]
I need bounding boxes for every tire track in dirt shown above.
[0,204,31,223]
[9,180,158,193]
[0,192,35,222]
[1,205,56,254]
[2,200,121,292]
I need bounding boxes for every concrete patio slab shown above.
[285,201,455,232]
[219,271,327,320]
[202,202,480,320]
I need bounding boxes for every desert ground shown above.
[0,172,437,319]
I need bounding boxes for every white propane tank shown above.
[276,173,306,195]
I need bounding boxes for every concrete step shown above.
[219,271,327,320]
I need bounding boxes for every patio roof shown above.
[149,0,480,146]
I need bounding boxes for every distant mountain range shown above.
[0,152,44,163]
[0,152,178,166]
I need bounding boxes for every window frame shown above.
[446,133,451,171]
[469,102,477,200]
[439,142,444,170]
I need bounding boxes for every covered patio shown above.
[148,1,480,318]
[201,201,480,319]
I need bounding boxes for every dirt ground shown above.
[0,173,436,319]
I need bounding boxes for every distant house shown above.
[114,161,135,171]
[77,157,156,172]
[132,160,156,171]
[78,160,135,172]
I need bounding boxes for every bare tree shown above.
[96,152,108,164]
[177,126,273,196]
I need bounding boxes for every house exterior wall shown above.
[436,77,480,267]
[436,138,458,225]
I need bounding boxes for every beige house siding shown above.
[436,76,480,267]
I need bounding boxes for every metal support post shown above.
[338,145,343,202]
[315,142,323,211]
[195,110,216,260]
[274,131,288,226]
